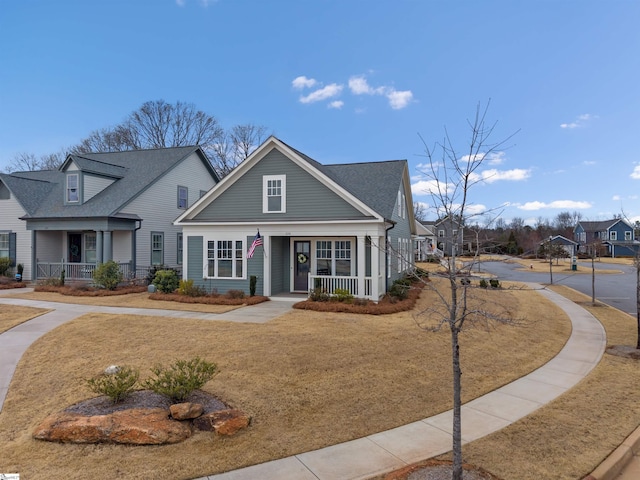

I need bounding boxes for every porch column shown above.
[31,230,37,281]
[357,235,366,298]
[103,231,112,262]
[371,235,381,300]
[131,230,137,276]
[96,231,104,264]
[263,235,271,296]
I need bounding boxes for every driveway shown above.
[477,259,637,316]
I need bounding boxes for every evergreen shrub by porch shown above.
[153,269,180,294]
[142,357,217,403]
[250,275,257,296]
[479,279,489,289]
[86,365,140,404]
[0,257,11,276]
[331,288,354,303]
[309,287,330,302]
[93,260,123,290]
[178,279,207,297]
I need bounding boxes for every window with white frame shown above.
[0,232,9,258]
[85,233,96,263]
[610,231,617,241]
[67,174,79,203]
[263,175,286,213]
[151,232,164,265]
[177,186,188,209]
[316,240,332,275]
[177,233,183,265]
[397,190,406,218]
[335,240,352,276]
[625,231,632,241]
[438,230,445,238]
[206,240,244,278]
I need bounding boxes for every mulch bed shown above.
[0,281,29,290]
[34,285,148,296]
[149,293,269,306]
[380,459,503,480]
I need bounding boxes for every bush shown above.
[249,275,257,297]
[177,279,207,297]
[331,288,354,303]
[153,269,180,294]
[460,277,471,286]
[0,257,12,276]
[415,267,429,279]
[479,279,489,289]
[93,260,123,290]
[489,279,500,288]
[86,365,139,404]
[389,279,410,300]
[309,287,330,302]
[227,289,245,299]
[142,357,218,402]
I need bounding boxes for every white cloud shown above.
[348,76,385,95]
[468,168,531,184]
[630,165,640,179]
[560,113,597,129]
[612,195,621,201]
[517,200,592,211]
[299,84,343,104]
[583,160,596,166]
[176,0,186,5]
[411,179,453,197]
[328,100,344,109]
[292,76,317,90]
[387,90,413,110]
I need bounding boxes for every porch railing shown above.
[36,262,133,281]
[309,275,373,298]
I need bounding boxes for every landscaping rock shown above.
[170,402,204,420]
[33,408,192,445]
[193,408,250,435]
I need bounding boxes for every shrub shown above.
[227,289,245,299]
[142,357,218,402]
[60,268,65,286]
[0,257,11,276]
[460,277,470,286]
[479,279,489,289]
[93,260,123,290]
[331,288,354,303]
[489,279,500,288]
[389,279,410,300]
[249,275,257,297]
[86,365,140,403]
[177,279,206,297]
[309,287,330,302]
[153,269,180,294]
[415,267,429,279]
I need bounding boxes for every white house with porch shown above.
[175,137,416,300]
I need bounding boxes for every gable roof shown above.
[177,136,414,229]
[6,146,218,220]
[576,219,630,232]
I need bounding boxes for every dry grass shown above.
[0,282,570,480]
[453,285,640,479]
[0,305,50,334]
[3,291,239,314]
[506,257,621,274]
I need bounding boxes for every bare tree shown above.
[413,201,428,222]
[415,101,518,480]
[209,123,269,177]
[4,150,67,173]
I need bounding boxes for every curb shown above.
[583,424,640,480]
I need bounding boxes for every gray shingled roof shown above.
[281,139,407,219]
[5,146,216,219]
[577,220,622,232]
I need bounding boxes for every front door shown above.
[68,233,82,263]
[293,241,310,291]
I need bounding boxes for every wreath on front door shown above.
[70,244,79,257]
[297,253,308,264]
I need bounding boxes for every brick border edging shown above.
[583,425,640,480]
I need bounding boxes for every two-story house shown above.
[0,146,219,281]
[574,219,639,257]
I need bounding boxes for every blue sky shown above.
[1,0,639,225]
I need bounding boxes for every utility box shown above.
[571,256,577,271]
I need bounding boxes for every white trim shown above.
[202,236,247,280]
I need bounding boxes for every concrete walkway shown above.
[0,284,608,479]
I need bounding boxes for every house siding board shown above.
[84,174,114,202]
[0,189,32,279]
[36,231,62,263]
[193,149,366,222]
[269,236,287,294]
[387,187,413,284]
[112,231,131,264]
[120,152,217,268]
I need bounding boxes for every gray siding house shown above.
[0,146,219,281]
[574,219,639,257]
[175,137,416,300]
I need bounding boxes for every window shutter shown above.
[9,232,16,267]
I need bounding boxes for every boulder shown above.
[170,402,204,420]
[193,408,250,435]
[33,408,191,445]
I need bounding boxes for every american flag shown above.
[246,231,263,258]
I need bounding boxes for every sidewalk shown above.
[0,285,612,479]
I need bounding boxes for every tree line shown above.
[4,100,269,178]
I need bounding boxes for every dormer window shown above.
[263,175,286,213]
[67,174,79,203]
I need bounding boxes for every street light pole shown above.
[548,236,553,285]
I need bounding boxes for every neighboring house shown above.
[175,136,416,300]
[421,216,464,256]
[0,146,219,281]
[574,219,639,257]
[541,235,578,257]
[414,220,442,261]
